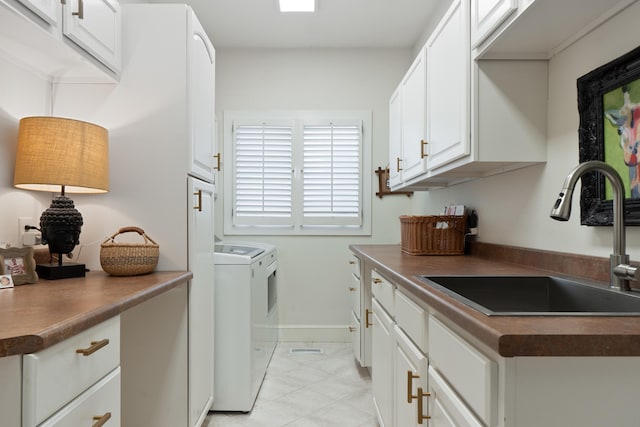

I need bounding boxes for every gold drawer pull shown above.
[92,412,112,427]
[373,278,382,284]
[417,387,431,424]
[193,190,203,211]
[420,139,428,159]
[214,153,221,171]
[396,157,403,172]
[365,309,372,328]
[349,260,356,265]
[72,0,84,19]
[348,326,357,332]
[407,371,419,403]
[76,339,109,356]
[349,287,357,292]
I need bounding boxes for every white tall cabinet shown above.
[53,4,216,426]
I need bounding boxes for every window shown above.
[223,111,372,235]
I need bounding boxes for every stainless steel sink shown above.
[417,275,640,316]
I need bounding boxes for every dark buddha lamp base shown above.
[36,263,86,280]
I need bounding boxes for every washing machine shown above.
[212,240,278,412]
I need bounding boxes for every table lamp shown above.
[13,117,109,280]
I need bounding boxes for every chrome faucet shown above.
[550,160,638,291]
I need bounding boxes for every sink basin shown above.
[417,275,640,316]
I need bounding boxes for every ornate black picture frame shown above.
[577,45,640,226]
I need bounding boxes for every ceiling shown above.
[138,0,450,49]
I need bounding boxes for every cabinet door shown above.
[350,310,361,363]
[62,0,121,72]
[189,10,216,182]
[372,298,395,427]
[429,366,483,427]
[188,178,215,427]
[17,0,58,25]
[425,0,470,171]
[470,0,517,47]
[388,84,403,188]
[394,326,428,427]
[400,48,428,181]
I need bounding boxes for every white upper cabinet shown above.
[470,0,516,48]
[399,49,428,182]
[388,84,403,189]
[388,48,429,191]
[424,0,470,172]
[0,0,121,81]
[62,0,121,73]
[188,12,216,182]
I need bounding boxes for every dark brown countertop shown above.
[0,270,192,357]
[351,244,640,357]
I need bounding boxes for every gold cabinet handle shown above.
[417,387,431,424]
[349,260,356,265]
[365,309,372,328]
[214,153,221,171]
[396,157,403,172]
[407,371,419,403]
[76,339,109,356]
[72,0,84,19]
[348,326,357,332]
[193,190,202,211]
[420,139,428,159]
[373,278,382,284]
[92,412,112,427]
[349,287,357,292]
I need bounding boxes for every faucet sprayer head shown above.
[550,188,573,221]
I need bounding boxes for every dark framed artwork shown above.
[577,45,640,226]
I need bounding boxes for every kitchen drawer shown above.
[371,270,394,316]
[429,315,497,426]
[23,316,121,427]
[350,273,361,315]
[395,289,428,354]
[39,367,121,427]
[349,254,361,279]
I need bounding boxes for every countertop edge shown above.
[351,244,640,357]
[0,271,193,357]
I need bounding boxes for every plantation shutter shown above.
[302,122,362,226]
[233,122,293,226]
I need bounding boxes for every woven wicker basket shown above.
[100,226,159,276]
[400,215,466,255]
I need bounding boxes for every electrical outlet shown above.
[18,217,40,247]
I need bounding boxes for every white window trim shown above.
[223,110,372,236]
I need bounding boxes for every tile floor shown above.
[204,342,378,427]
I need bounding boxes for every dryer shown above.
[212,241,278,412]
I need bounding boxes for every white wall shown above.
[0,57,51,248]
[415,1,640,260]
[215,48,414,340]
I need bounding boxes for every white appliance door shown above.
[188,176,215,426]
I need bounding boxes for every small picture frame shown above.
[0,247,38,285]
[0,274,14,289]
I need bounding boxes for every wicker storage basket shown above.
[100,226,159,276]
[400,215,466,255]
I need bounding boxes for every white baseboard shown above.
[277,324,351,342]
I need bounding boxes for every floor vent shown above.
[289,347,323,354]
